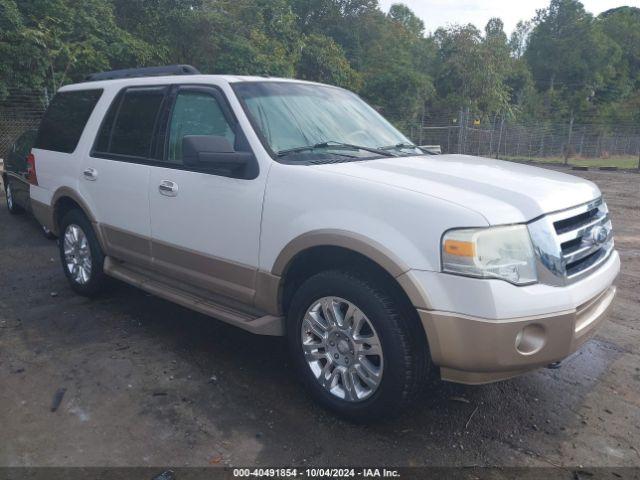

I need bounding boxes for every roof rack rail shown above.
[85,65,201,82]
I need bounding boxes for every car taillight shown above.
[26,152,38,186]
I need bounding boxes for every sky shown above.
[378,0,640,34]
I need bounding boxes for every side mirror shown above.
[182,135,253,171]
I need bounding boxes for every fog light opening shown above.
[515,324,546,355]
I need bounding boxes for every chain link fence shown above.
[1,90,639,171]
[397,110,640,170]
[0,89,49,162]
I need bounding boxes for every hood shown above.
[315,154,601,224]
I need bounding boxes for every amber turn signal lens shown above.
[444,239,475,257]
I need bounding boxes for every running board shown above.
[103,257,285,336]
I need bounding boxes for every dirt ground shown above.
[0,167,639,469]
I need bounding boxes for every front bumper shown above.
[410,251,620,385]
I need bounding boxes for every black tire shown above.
[58,209,108,296]
[5,180,23,215]
[287,269,431,422]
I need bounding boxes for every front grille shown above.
[565,248,608,277]
[553,207,600,234]
[554,199,612,279]
[528,198,614,286]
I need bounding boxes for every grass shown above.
[503,155,640,170]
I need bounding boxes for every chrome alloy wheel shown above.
[63,224,92,285]
[301,297,383,402]
[6,183,14,210]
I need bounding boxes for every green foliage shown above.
[297,34,362,89]
[388,3,424,37]
[364,67,432,121]
[432,23,512,116]
[597,6,640,119]
[1,0,639,128]
[0,0,156,99]
[509,21,532,58]
[524,0,621,122]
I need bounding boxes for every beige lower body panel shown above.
[101,224,152,268]
[96,225,283,315]
[104,257,284,336]
[30,199,55,231]
[419,285,617,385]
[34,193,286,325]
[30,198,107,252]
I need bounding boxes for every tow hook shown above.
[547,361,562,369]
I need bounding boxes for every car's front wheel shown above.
[287,270,431,421]
[58,209,108,296]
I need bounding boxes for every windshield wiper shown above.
[379,143,438,155]
[277,141,396,158]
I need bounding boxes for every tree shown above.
[432,23,512,116]
[1,0,638,132]
[297,34,362,89]
[525,0,620,122]
[388,3,424,37]
[111,0,302,77]
[0,0,155,99]
[509,21,532,58]
[591,7,640,125]
[357,7,434,120]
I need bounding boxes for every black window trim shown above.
[90,85,170,164]
[90,83,258,180]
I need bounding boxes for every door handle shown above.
[158,180,178,197]
[83,168,98,181]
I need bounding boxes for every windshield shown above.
[232,81,422,160]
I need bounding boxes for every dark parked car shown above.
[2,129,54,237]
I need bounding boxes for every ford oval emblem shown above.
[588,225,609,246]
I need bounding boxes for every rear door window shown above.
[35,90,103,153]
[94,87,167,159]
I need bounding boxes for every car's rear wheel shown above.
[287,269,431,422]
[58,209,108,296]
[5,181,23,215]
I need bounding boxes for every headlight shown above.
[441,225,537,285]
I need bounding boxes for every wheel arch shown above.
[268,230,432,317]
[50,188,105,249]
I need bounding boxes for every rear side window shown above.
[94,87,166,158]
[35,90,103,153]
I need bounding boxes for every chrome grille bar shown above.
[528,197,614,286]
[567,240,614,280]
[563,240,606,265]
[557,214,610,244]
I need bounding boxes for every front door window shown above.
[167,91,236,164]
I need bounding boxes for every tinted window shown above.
[96,87,166,158]
[167,91,235,164]
[93,98,119,153]
[35,90,103,153]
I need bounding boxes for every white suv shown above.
[27,65,619,420]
